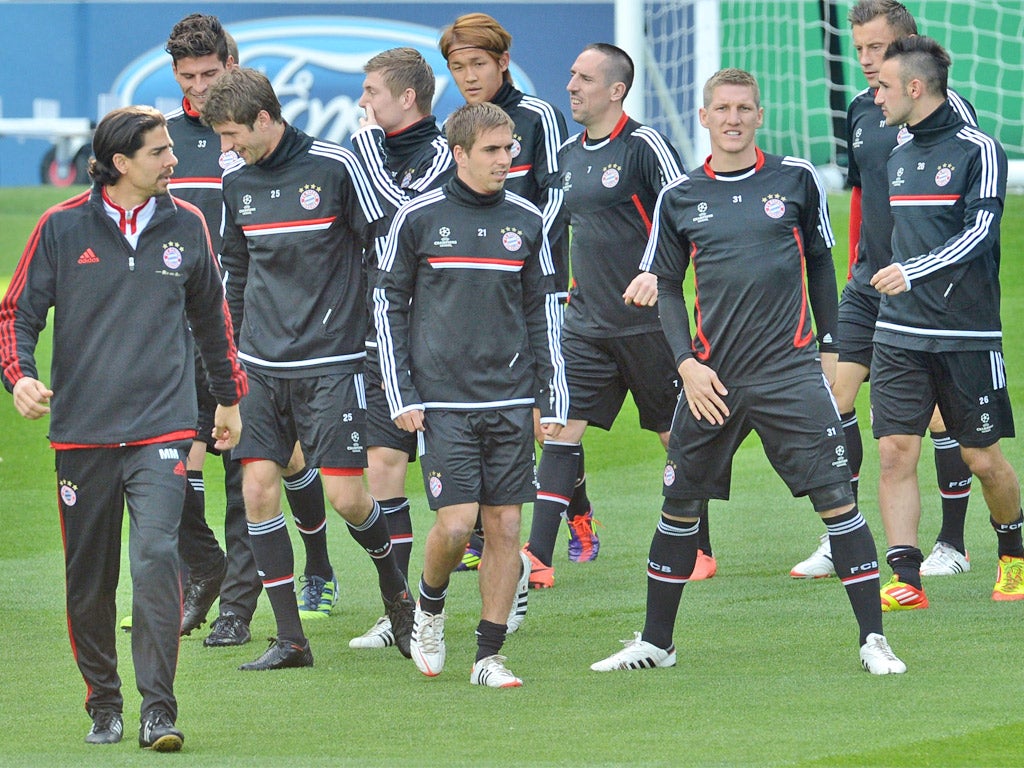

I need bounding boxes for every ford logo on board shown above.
[110,16,537,145]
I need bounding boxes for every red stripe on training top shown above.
[427,256,524,267]
[51,429,198,450]
[242,217,336,232]
[1,192,90,386]
[791,227,814,349]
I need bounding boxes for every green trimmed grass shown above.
[1,187,1023,766]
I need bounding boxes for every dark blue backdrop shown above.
[0,2,614,186]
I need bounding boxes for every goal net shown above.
[634,1,1024,187]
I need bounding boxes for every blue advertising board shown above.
[0,1,614,186]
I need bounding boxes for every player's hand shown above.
[12,377,53,419]
[819,352,838,388]
[539,421,564,441]
[870,264,909,295]
[623,272,658,307]
[678,358,729,425]
[212,403,243,451]
[394,408,426,433]
[360,102,378,129]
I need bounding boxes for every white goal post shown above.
[618,0,1024,190]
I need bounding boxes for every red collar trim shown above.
[385,116,429,139]
[583,112,629,143]
[101,187,149,235]
[703,147,765,179]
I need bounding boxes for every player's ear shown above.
[698,107,709,128]
[112,152,131,174]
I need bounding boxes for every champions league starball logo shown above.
[109,17,536,146]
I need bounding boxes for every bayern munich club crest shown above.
[663,463,676,487]
[763,196,786,219]
[299,186,322,210]
[60,483,77,507]
[219,150,240,169]
[428,474,443,498]
[935,165,953,187]
[502,230,523,252]
[162,244,183,269]
[601,167,620,188]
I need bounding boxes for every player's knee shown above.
[808,482,855,514]
[960,444,1012,485]
[877,435,919,476]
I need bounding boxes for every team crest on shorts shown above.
[934,163,954,187]
[663,461,677,487]
[299,184,322,210]
[59,479,78,507]
[762,194,786,219]
[161,242,183,269]
[601,164,621,188]
[501,227,524,252]
[428,471,443,498]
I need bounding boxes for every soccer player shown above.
[790,0,977,581]
[524,43,707,588]
[375,102,568,687]
[439,12,572,573]
[346,46,455,650]
[203,67,415,670]
[163,14,341,644]
[1,105,247,748]
[592,69,905,675]
[160,12,249,644]
[870,36,1024,605]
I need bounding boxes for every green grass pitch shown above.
[1,186,1023,766]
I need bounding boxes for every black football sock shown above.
[284,467,332,579]
[642,514,699,650]
[565,443,592,520]
[841,411,862,504]
[528,441,581,566]
[179,470,225,580]
[247,514,304,644]
[826,508,883,644]
[992,512,1024,558]
[378,496,413,578]
[474,619,507,661]
[467,531,486,555]
[696,500,712,556]
[347,499,406,598]
[931,431,971,554]
[417,575,448,615]
[886,545,924,590]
